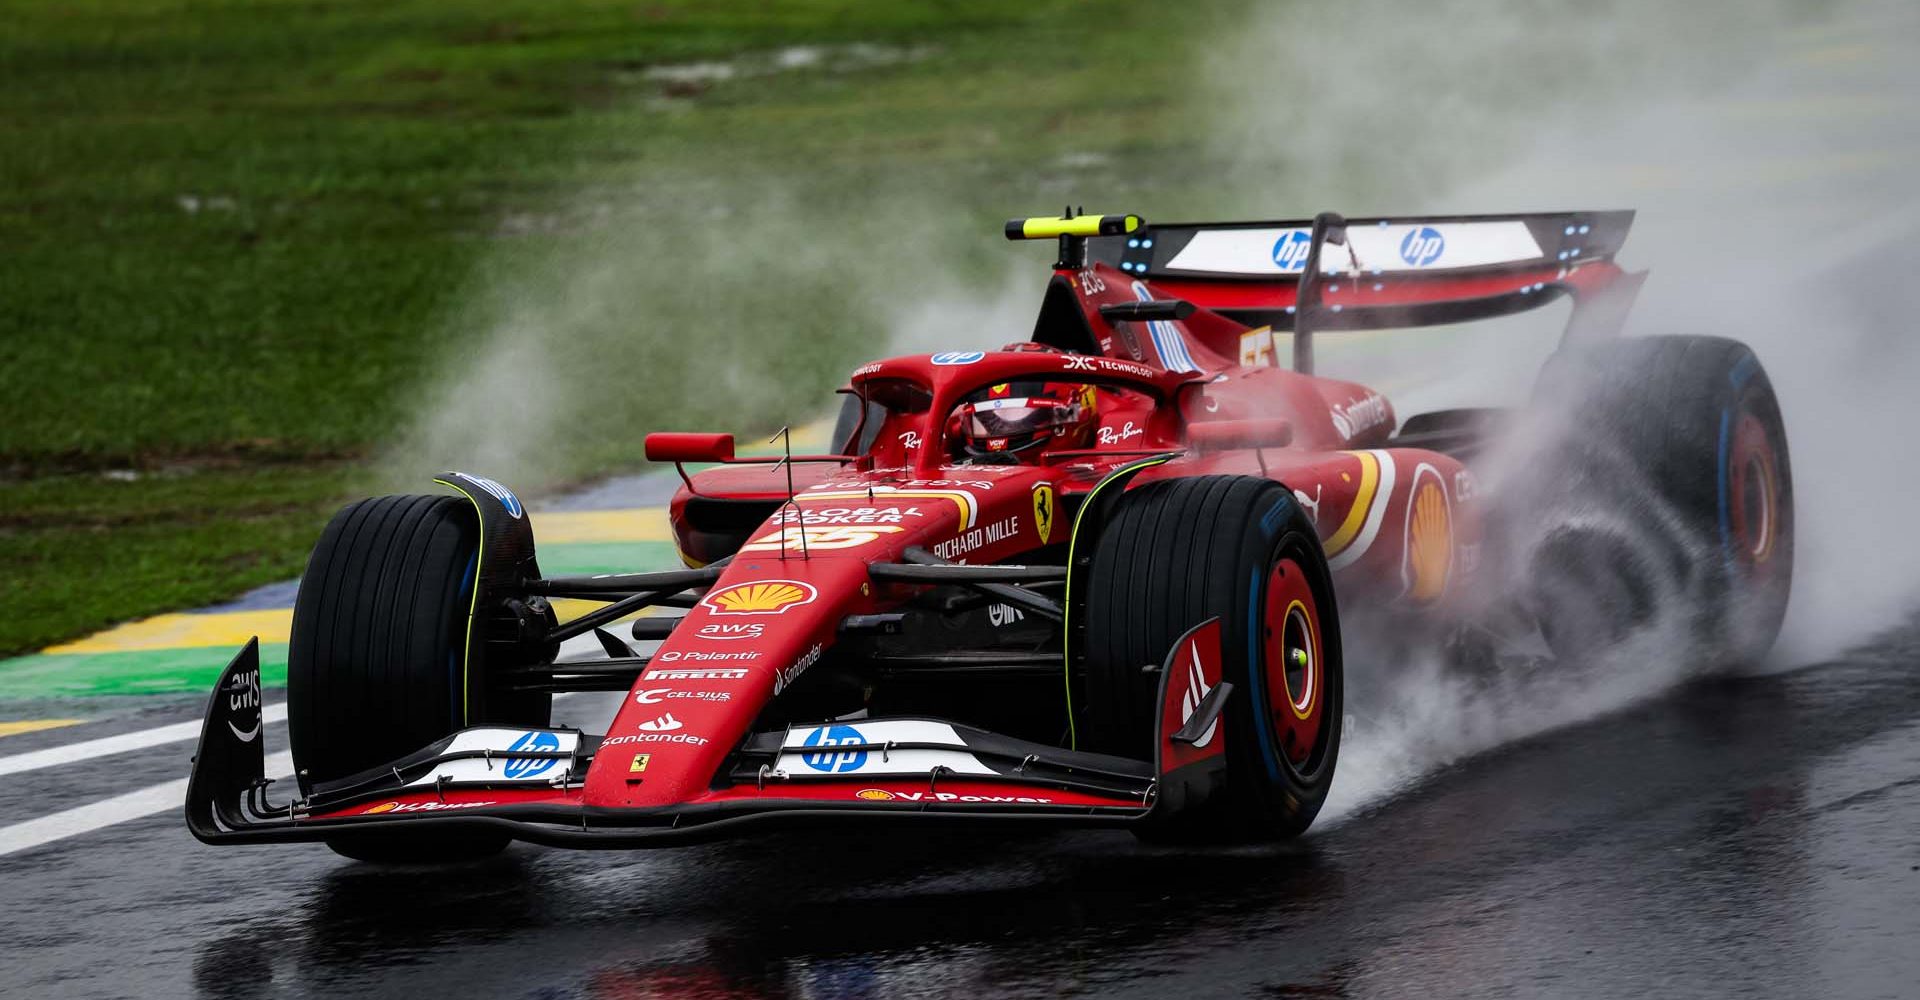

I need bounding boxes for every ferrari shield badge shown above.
[1032,484,1056,545]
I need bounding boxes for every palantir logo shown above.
[503,731,560,779]
[1399,226,1445,267]
[1270,230,1312,272]
[800,724,869,773]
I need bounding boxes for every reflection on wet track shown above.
[5,626,1917,998]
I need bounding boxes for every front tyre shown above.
[1081,476,1343,840]
[288,493,536,863]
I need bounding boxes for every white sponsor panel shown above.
[777,719,997,776]
[432,728,580,756]
[1164,220,1545,275]
[1343,221,1543,272]
[400,728,581,787]
[1165,228,1312,274]
[776,747,998,777]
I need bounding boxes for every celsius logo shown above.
[800,724,868,773]
[503,731,559,779]
[1271,230,1312,272]
[930,351,985,366]
[1399,226,1445,267]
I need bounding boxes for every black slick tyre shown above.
[288,494,515,862]
[1529,335,1793,666]
[1081,475,1342,840]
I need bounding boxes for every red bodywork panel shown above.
[587,247,1641,813]
[271,214,1641,831]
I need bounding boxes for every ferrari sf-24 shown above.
[187,209,1792,861]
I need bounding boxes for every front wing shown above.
[185,622,1231,849]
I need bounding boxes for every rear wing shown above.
[1069,210,1644,374]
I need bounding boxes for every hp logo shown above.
[800,724,869,773]
[503,731,560,779]
[931,351,985,366]
[1271,230,1312,272]
[1399,226,1445,267]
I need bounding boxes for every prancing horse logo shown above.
[1032,484,1056,545]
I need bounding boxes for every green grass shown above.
[0,466,352,654]
[0,0,1246,655]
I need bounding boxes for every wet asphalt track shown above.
[8,5,1920,996]
[3,625,1918,999]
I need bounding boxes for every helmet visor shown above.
[964,398,1064,440]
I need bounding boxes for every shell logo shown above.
[702,580,819,616]
[855,788,895,801]
[364,802,398,814]
[1404,467,1453,602]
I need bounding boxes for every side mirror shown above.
[1186,418,1293,452]
[644,432,735,464]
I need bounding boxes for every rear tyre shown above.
[1082,476,1342,841]
[1526,336,1793,666]
[288,494,535,863]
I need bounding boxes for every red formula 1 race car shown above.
[187,210,1792,861]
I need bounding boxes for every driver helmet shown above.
[947,380,1098,462]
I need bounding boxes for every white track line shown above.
[0,703,288,778]
[0,751,295,858]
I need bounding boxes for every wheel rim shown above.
[1727,409,1781,568]
[1262,555,1326,771]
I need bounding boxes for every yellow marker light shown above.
[1005,214,1144,240]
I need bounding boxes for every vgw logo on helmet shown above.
[503,731,560,779]
[1399,226,1445,267]
[800,724,868,773]
[1270,230,1312,272]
